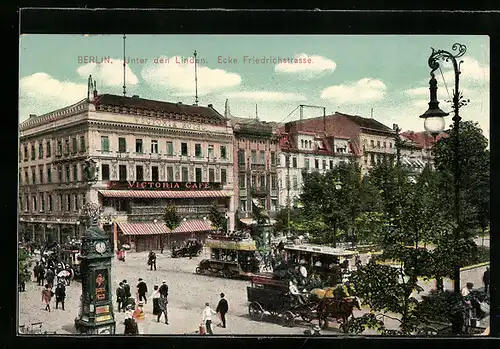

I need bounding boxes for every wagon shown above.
[247,274,317,327]
[172,239,203,258]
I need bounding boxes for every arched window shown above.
[308,140,312,148]
[301,140,304,148]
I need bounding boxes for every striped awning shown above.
[99,190,232,199]
[117,222,169,236]
[172,219,214,234]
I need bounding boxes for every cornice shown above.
[20,99,89,131]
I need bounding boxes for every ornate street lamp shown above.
[420,43,468,297]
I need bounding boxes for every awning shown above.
[172,219,214,234]
[117,222,169,236]
[240,218,256,225]
[99,190,232,199]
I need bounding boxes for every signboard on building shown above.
[108,181,222,190]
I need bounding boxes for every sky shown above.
[19,35,490,139]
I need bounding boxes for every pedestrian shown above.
[136,278,148,304]
[33,262,40,282]
[122,279,131,299]
[159,280,168,298]
[116,282,125,312]
[124,311,139,335]
[160,240,164,254]
[216,293,229,328]
[483,267,490,294]
[157,293,169,325]
[65,264,72,286]
[41,284,53,312]
[55,281,66,310]
[202,302,217,335]
[37,264,45,286]
[133,301,146,334]
[148,251,157,271]
[45,267,55,288]
[150,285,160,315]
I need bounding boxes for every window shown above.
[65,139,70,154]
[195,143,202,158]
[101,136,109,152]
[151,140,159,154]
[260,151,265,165]
[271,199,278,212]
[330,160,334,169]
[57,140,62,156]
[370,140,375,148]
[221,169,227,184]
[74,194,79,211]
[65,165,70,182]
[238,150,245,164]
[220,145,227,160]
[181,167,188,181]
[271,152,276,165]
[293,175,298,189]
[209,168,215,182]
[251,175,257,188]
[195,167,202,182]
[136,139,143,153]
[72,137,78,153]
[260,174,266,189]
[305,158,310,169]
[119,165,127,181]
[24,145,28,161]
[181,143,188,156]
[118,137,126,153]
[81,193,86,207]
[251,150,257,164]
[48,195,53,212]
[32,170,36,184]
[57,194,62,211]
[239,174,246,188]
[66,194,71,212]
[308,140,312,148]
[383,141,387,148]
[39,168,44,183]
[152,166,159,181]
[46,141,51,157]
[31,145,35,160]
[33,196,37,211]
[370,153,375,164]
[40,193,45,212]
[271,174,278,190]
[73,164,78,181]
[166,166,174,181]
[135,165,143,181]
[101,164,110,180]
[315,159,319,169]
[24,171,28,185]
[389,142,393,148]
[377,141,381,148]
[208,145,214,159]
[80,136,86,152]
[19,196,22,212]
[240,199,247,212]
[58,166,62,182]
[292,157,297,168]
[301,140,304,148]
[38,142,44,159]
[166,141,174,155]
[47,167,51,183]
[322,160,327,169]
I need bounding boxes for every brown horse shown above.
[317,297,361,330]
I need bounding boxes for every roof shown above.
[98,190,232,199]
[400,130,447,149]
[284,243,358,256]
[334,112,394,133]
[92,94,225,124]
[205,238,257,251]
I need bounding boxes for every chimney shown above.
[208,104,213,108]
[132,95,139,98]
[178,102,183,105]
[29,114,37,118]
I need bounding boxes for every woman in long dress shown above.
[41,284,53,312]
[149,285,160,316]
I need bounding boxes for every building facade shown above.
[399,131,436,175]
[19,87,235,251]
[276,122,355,210]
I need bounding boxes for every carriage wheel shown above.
[282,311,295,327]
[300,312,314,323]
[249,302,264,321]
[197,250,202,256]
[195,267,202,274]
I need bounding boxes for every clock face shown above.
[95,242,106,253]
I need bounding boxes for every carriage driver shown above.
[289,280,307,305]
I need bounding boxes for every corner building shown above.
[19,92,235,251]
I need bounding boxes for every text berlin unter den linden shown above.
[77,55,315,65]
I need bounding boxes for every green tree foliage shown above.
[273,208,289,234]
[208,203,226,232]
[163,204,180,231]
[19,247,32,284]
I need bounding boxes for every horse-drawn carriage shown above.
[59,248,81,279]
[171,239,203,258]
[195,233,260,279]
[247,274,317,327]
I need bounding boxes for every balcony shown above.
[251,163,266,171]
[251,186,268,196]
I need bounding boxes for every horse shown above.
[317,296,361,331]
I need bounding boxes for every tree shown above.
[19,247,32,285]
[163,204,180,231]
[208,203,226,232]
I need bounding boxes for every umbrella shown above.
[58,270,70,278]
[122,244,131,251]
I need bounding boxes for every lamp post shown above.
[420,43,468,295]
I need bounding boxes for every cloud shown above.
[224,91,306,102]
[142,56,241,95]
[440,56,489,83]
[19,73,87,122]
[320,78,387,103]
[275,53,336,80]
[76,59,139,87]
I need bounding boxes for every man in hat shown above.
[483,267,490,294]
[216,293,229,328]
[137,278,148,304]
[157,293,169,325]
[159,280,168,298]
[122,279,131,299]
[116,282,125,312]
[55,280,66,310]
[124,311,139,335]
[202,302,217,335]
[148,250,157,271]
